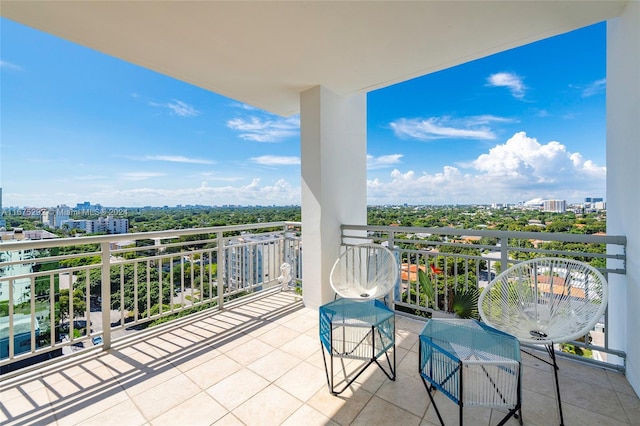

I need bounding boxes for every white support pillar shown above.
[607,1,640,395]
[300,86,367,309]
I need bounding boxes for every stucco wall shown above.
[607,0,640,396]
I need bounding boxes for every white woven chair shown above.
[329,243,398,300]
[479,257,608,426]
[320,243,399,394]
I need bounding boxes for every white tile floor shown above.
[1,292,638,425]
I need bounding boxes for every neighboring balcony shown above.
[1,221,638,425]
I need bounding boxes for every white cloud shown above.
[470,132,605,181]
[465,115,517,126]
[367,154,403,170]
[7,128,603,207]
[0,60,22,71]
[144,155,215,164]
[250,155,301,166]
[119,172,167,181]
[487,72,526,99]
[89,178,300,206]
[227,115,299,142]
[582,78,606,97]
[231,102,258,111]
[149,99,199,117]
[390,116,500,141]
[367,132,605,205]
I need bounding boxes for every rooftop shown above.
[0,229,58,242]
[2,292,638,425]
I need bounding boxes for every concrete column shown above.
[607,0,640,395]
[300,86,367,309]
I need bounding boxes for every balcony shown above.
[1,222,638,425]
[1,3,639,420]
[1,291,638,425]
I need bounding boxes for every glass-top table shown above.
[419,318,522,426]
[319,298,395,395]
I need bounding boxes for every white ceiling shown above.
[1,1,628,116]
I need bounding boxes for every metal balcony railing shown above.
[341,224,627,371]
[0,222,301,376]
[1,221,628,377]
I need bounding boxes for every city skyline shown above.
[1,18,607,207]
[0,190,604,211]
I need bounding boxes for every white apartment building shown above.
[543,199,567,213]
[584,197,607,212]
[225,233,287,290]
[61,216,129,234]
[41,205,71,229]
[593,201,606,210]
[0,249,34,305]
[0,229,57,304]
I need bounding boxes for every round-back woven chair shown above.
[479,257,608,345]
[478,257,608,426]
[329,244,398,300]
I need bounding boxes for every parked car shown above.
[91,336,103,345]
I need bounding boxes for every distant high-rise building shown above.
[225,233,285,290]
[585,197,604,203]
[543,199,566,213]
[0,229,57,306]
[74,201,103,213]
[0,229,57,360]
[60,216,128,234]
[41,210,54,228]
[584,197,605,212]
[0,187,3,211]
[42,205,71,229]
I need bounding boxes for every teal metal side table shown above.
[419,319,522,426]
[320,298,395,395]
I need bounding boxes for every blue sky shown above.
[1,18,606,208]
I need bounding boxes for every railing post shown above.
[8,278,15,359]
[388,230,398,308]
[217,231,224,310]
[499,236,509,273]
[100,242,111,350]
[283,223,290,265]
